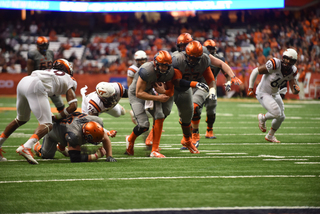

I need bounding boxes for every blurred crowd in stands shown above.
[0,6,319,95]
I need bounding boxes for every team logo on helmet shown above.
[53,59,73,76]
[153,50,172,74]
[82,121,104,144]
[96,82,117,109]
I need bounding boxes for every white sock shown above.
[268,128,276,136]
[23,138,38,149]
[0,137,7,147]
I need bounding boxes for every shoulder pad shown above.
[27,50,36,60]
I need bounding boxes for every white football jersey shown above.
[256,58,297,95]
[127,65,139,78]
[30,69,76,96]
[81,82,125,115]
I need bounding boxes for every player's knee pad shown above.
[133,125,149,136]
[192,103,202,121]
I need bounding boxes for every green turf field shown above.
[0,96,319,213]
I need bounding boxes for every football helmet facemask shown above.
[281,48,297,76]
[176,33,193,52]
[36,36,49,55]
[96,82,118,109]
[203,39,217,55]
[185,41,203,67]
[82,121,104,144]
[153,50,172,75]
[52,59,73,76]
[134,50,148,68]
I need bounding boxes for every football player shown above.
[127,50,148,87]
[125,50,176,158]
[247,48,300,143]
[126,50,153,127]
[80,81,127,138]
[174,34,242,149]
[0,59,78,164]
[81,82,127,118]
[33,112,117,163]
[191,39,232,143]
[27,36,65,113]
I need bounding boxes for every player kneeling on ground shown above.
[34,112,117,162]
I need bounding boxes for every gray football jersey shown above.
[28,49,54,70]
[129,61,175,96]
[172,51,211,91]
[47,112,103,147]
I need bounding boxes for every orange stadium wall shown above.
[1,73,320,99]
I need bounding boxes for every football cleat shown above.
[191,133,200,148]
[180,137,188,150]
[150,151,166,158]
[16,145,38,164]
[180,137,198,150]
[205,129,216,139]
[181,139,200,154]
[124,136,134,155]
[265,134,280,143]
[258,113,267,132]
[0,148,7,161]
[57,144,69,157]
[145,131,153,146]
[33,141,42,157]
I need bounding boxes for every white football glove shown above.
[196,82,209,92]
[224,81,232,92]
[208,87,217,100]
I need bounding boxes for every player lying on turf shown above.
[34,112,117,162]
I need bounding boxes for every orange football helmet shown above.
[36,36,49,55]
[82,121,104,144]
[53,59,73,76]
[203,39,217,55]
[154,50,172,74]
[176,33,193,52]
[185,41,203,67]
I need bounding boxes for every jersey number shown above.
[271,78,287,88]
[40,61,53,70]
[60,112,86,124]
[182,72,200,81]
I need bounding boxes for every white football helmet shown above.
[95,82,118,108]
[283,48,297,61]
[134,50,147,60]
[281,48,297,76]
[96,82,115,98]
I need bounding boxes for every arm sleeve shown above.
[249,68,259,88]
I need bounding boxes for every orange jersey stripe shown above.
[89,100,101,112]
[128,68,137,73]
[117,83,123,97]
[270,58,276,70]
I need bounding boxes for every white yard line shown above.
[295,162,320,164]
[25,206,320,214]
[0,175,318,184]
